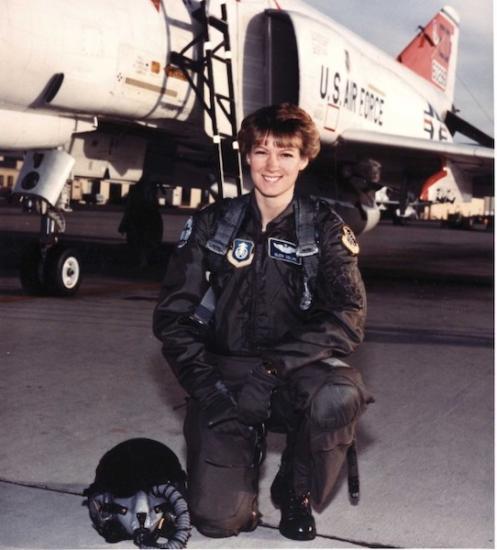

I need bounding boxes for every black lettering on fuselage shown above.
[438,124,449,142]
[318,66,384,127]
[343,80,357,112]
[365,90,371,119]
[332,72,341,103]
[359,87,365,117]
[320,65,329,99]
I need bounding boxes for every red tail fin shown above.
[397,6,459,102]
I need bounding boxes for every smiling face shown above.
[246,134,309,203]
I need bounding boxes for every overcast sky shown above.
[307,0,494,138]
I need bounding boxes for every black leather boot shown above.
[271,455,316,541]
[270,450,292,506]
[276,488,316,541]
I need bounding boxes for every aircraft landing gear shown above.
[19,210,82,297]
[13,149,81,297]
[20,242,82,297]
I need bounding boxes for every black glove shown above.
[237,363,280,426]
[198,380,250,437]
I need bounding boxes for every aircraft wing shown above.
[335,129,494,178]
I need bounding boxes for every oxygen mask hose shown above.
[151,484,191,549]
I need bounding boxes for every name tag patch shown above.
[268,238,302,265]
[227,239,255,267]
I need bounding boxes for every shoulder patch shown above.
[341,225,360,255]
[177,216,193,248]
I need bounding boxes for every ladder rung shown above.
[208,15,228,33]
[215,93,234,103]
[169,52,203,72]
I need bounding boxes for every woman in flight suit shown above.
[153,103,372,541]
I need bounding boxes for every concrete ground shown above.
[0,205,493,549]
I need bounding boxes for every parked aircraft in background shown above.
[0,0,493,295]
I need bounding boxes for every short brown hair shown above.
[237,103,321,160]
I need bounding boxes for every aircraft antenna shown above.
[456,74,494,130]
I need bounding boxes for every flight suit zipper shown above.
[249,230,266,350]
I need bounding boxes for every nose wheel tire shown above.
[19,242,82,297]
[45,245,82,296]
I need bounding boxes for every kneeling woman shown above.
[153,103,373,541]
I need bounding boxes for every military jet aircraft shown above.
[0,0,493,295]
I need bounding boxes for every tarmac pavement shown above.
[0,204,493,549]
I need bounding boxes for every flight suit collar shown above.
[248,191,296,232]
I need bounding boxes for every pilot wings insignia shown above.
[274,242,296,254]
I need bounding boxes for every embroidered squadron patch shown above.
[268,238,302,265]
[341,225,360,255]
[177,217,193,248]
[227,238,255,267]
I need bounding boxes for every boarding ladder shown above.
[169,0,243,199]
